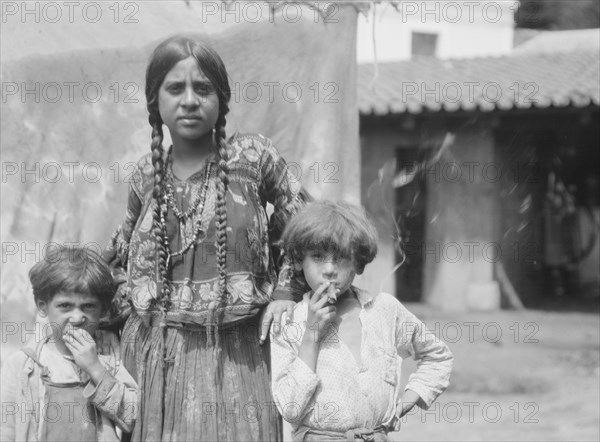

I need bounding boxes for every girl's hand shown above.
[260,300,295,344]
[306,282,337,343]
[63,326,105,382]
[96,330,121,362]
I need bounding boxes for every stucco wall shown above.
[422,119,501,311]
[1,3,361,355]
[360,116,503,310]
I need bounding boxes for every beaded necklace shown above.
[161,158,213,269]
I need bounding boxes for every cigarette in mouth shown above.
[327,284,339,304]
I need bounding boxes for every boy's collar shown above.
[351,286,374,307]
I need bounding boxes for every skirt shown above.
[121,312,282,441]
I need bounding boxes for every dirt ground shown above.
[386,303,600,442]
[2,302,599,441]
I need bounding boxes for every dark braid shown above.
[209,109,229,368]
[144,35,232,357]
[148,111,170,315]
[147,110,171,420]
[214,112,229,307]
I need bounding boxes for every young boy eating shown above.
[1,246,137,441]
[271,201,453,441]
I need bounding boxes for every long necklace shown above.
[161,162,212,269]
[165,172,209,221]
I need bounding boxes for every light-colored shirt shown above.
[0,338,138,442]
[271,287,453,439]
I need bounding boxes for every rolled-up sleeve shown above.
[270,311,320,422]
[83,364,138,433]
[395,307,453,409]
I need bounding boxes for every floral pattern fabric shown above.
[102,133,306,441]
[104,133,305,327]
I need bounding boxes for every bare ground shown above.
[389,303,600,441]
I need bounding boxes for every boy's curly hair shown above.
[282,200,378,274]
[29,246,116,310]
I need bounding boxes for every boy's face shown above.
[37,291,104,340]
[299,251,357,298]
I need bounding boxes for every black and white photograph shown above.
[1,1,599,441]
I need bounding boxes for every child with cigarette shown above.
[271,201,453,441]
[0,246,137,442]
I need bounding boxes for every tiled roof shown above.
[358,50,600,115]
[513,29,600,55]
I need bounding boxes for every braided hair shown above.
[144,35,232,319]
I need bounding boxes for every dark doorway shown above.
[395,147,427,302]
[496,113,600,312]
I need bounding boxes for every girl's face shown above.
[158,56,220,145]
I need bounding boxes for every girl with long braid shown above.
[103,35,307,441]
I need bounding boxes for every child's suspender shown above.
[21,346,51,378]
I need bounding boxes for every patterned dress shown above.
[104,133,306,441]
